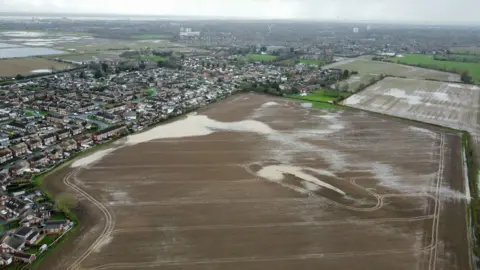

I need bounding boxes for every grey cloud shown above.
[1,0,479,24]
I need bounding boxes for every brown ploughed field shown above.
[40,93,469,270]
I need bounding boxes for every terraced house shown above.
[0,149,13,164]
[92,124,126,141]
[10,143,27,157]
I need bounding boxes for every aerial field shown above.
[451,47,480,55]
[394,54,480,82]
[130,34,173,40]
[40,93,469,270]
[325,57,460,82]
[343,77,480,134]
[245,53,277,62]
[0,58,71,77]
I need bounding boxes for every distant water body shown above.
[0,47,65,58]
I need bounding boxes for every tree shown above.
[79,71,86,79]
[94,70,104,79]
[139,62,147,70]
[101,63,109,72]
[148,76,155,83]
[260,46,267,52]
[55,193,77,213]
[461,71,473,84]
[15,74,25,80]
[343,70,349,79]
[290,47,295,53]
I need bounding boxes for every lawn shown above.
[247,54,277,62]
[131,34,172,40]
[39,235,57,246]
[288,89,350,103]
[146,55,169,62]
[394,54,480,82]
[451,47,480,55]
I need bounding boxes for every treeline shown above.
[238,81,288,96]
[434,54,480,64]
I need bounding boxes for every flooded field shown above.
[41,93,469,270]
[0,47,65,58]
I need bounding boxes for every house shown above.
[70,126,83,136]
[74,135,93,147]
[60,139,77,152]
[40,133,57,146]
[19,214,42,227]
[8,161,29,176]
[28,155,49,168]
[0,253,13,266]
[0,114,9,122]
[0,149,13,164]
[0,133,9,147]
[42,220,71,234]
[0,236,25,253]
[12,252,35,263]
[45,114,67,124]
[14,227,39,245]
[5,122,27,133]
[4,197,29,217]
[26,138,42,151]
[10,143,27,157]
[92,125,126,142]
[56,129,71,141]
[47,148,63,160]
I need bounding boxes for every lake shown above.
[0,47,66,59]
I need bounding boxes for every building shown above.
[0,236,25,253]
[5,122,27,133]
[70,126,83,136]
[0,253,13,266]
[26,138,42,151]
[74,135,93,147]
[42,220,71,234]
[47,147,63,160]
[60,139,78,152]
[92,125,126,142]
[0,133,10,147]
[8,161,29,176]
[56,129,71,141]
[28,155,49,168]
[0,149,13,164]
[14,227,39,245]
[40,133,57,146]
[10,143,28,157]
[12,252,35,264]
[45,114,67,124]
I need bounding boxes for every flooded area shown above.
[0,47,66,58]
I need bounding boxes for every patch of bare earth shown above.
[39,93,469,270]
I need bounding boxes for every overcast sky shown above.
[1,0,479,24]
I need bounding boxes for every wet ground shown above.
[40,93,469,270]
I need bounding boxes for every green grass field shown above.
[131,34,172,40]
[247,54,277,62]
[451,47,480,55]
[394,54,480,82]
[146,55,169,62]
